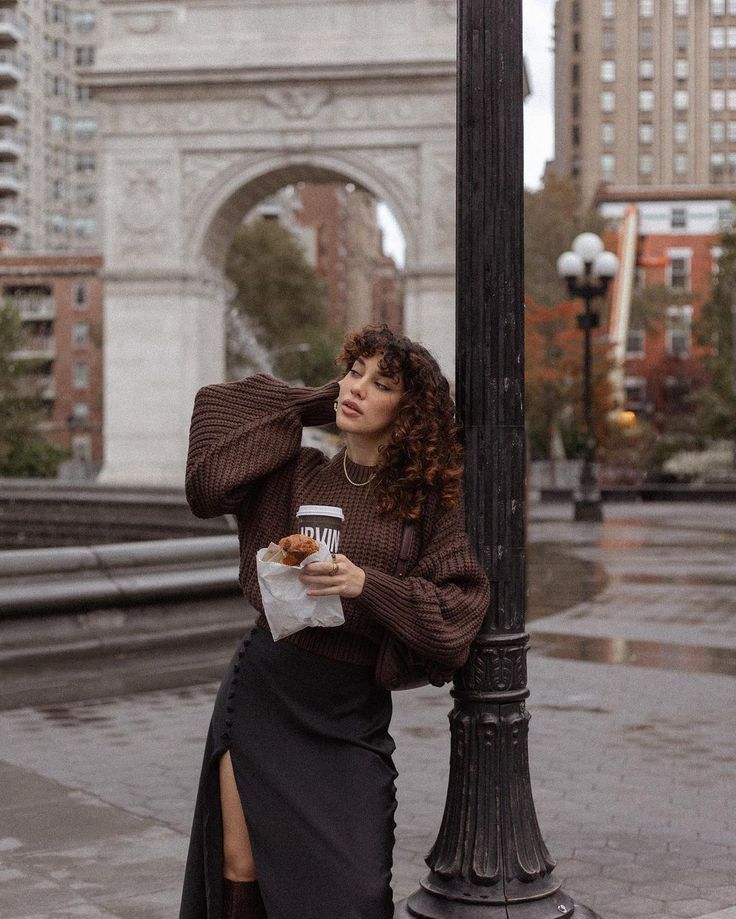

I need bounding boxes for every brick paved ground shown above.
[1,502,735,918]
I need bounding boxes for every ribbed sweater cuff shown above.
[289,380,340,427]
[360,566,415,630]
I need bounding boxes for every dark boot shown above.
[222,878,267,919]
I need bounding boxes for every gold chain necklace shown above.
[343,450,376,487]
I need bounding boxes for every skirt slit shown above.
[179,626,398,919]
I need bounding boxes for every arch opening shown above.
[196,161,410,388]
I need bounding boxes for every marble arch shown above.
[94,0,457,484]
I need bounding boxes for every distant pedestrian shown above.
[178,324,489,919]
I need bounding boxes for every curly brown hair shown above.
[338,325,463,520]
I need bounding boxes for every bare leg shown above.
[220,750,257,882]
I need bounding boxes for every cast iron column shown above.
[395,2,599,916]
[576,289,603,522]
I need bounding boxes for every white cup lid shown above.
[296,505,345,521]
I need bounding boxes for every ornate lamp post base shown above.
[395,889,600,919]
[573,498,603,523]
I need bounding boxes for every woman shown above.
[179,325,489,919]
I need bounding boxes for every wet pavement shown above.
[1,501,735,918]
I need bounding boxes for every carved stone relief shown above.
[114,162,173,258]
[110,10,174,38]
[181,152,247,212]
[430,148,456,254]
[264,87,332,120]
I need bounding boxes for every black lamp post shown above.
[557,234,618,523]
[395,2,599,917]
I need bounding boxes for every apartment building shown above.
[553,0,736,205]
[553,0,736,422]
[1,254,103,466]
[0,0,98,252]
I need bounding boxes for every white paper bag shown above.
[256,543,345,640]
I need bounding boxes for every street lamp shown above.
[396,2,599,918]
[557,233,618,522]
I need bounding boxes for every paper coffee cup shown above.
[296,505,344,554]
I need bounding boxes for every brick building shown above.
[1,254,103,469]
[600,192,729,420]
[295,183,403,332]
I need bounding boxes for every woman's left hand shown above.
[300,554,366,598]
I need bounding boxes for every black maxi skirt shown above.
[178,626,398,919]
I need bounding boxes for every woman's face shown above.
[336,353,404,441]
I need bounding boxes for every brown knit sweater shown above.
[185,374,490,668]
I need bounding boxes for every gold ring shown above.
[331,562,339,577]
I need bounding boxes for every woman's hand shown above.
[300,554,366,598]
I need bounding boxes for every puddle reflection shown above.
[527,542,608,621]
[530,631,736,678]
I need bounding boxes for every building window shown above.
[671,208,687,229]
[74,218,96,238]
[626,329,646,358]
[625,377,647,411]
[600,60,615,82]
[639,27,653,50]
[602,122,615,145]
[712,0,725,13]
[573,32,581,52]
[729,26,736,48]
[674,0,688,15]
[601,91,616,113]
[728,89,736,110]
[718,205,734,229]
[674,121,688,144]
[71,434,92,463]
[712,90,726,111]
[639,153,654,175]
[639,0,653,15]
[639,123,654,144]
[73,118,96,140]
[674,90,689,111]
[76,153,96,174]
[72,10,95,32]
[601,154,615,180]
[74,283,87,307]
[572,124,581,145]
[572,94,580,117]
[73,363,89,389]
[675,28,688,51]
[712,121,726,143]
[712,27,726,49]
[572,0,580,23]
[665,305,692,357]
[668,255,691,290]
[674,154,688,176]
[572,63,580,86]
[75,46,94,67]
[76,84,92,103]
[712,59,726,81]
[729,60,736,81]
[728,121,736,142]
[77,185,96,207]
[601,0,615,19]
[601,29,615,52]
[72,402,90,422]
[674,59,688,81]
[639,90,654,112]
[712,152,726,179]
[639,59,654,79]
[72,321,89,347]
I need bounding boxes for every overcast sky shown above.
[380,0,556,265]
[524,0,557,189]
